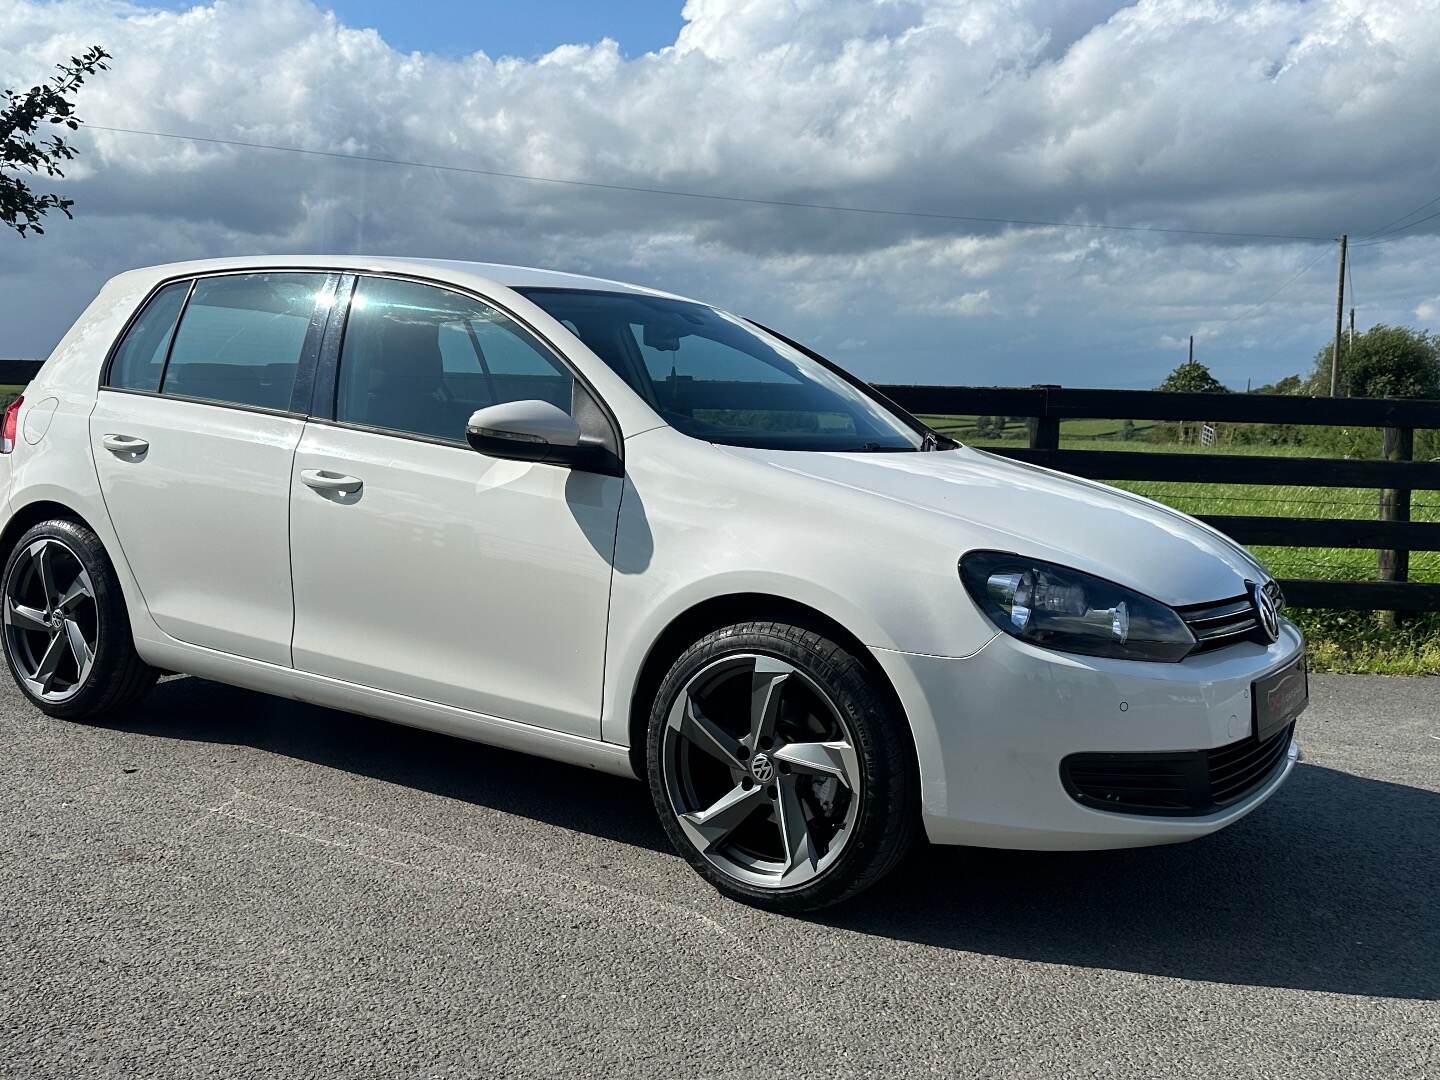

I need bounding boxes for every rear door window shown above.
[107,280,191,393]
[161,273,325,410]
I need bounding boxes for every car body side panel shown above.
[599,426,1003,746]
[138,633,635,778]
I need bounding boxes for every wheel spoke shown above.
[772,739,861,791]
[774,776,820,878]
[661,650,863,892]
[6,598,50,633]
[675,696,744,767]
[34,543,58,609]
[64,618,93,675]
[678,783,767,851]
[56,575,90,613]
[748,657,791,748]
[33,632,67,693]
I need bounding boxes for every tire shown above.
[646,620,917,912]
[1,518,157,721]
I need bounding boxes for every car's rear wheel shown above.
[2,518,156,720]
[647,620,917,911]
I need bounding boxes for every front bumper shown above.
[870,621,1305,850]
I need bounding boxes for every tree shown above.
[1253,373,1304,395]
[1157,359,1229,394]
[1,46,110,238]
[1309,325,1440,399]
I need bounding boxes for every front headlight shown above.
[959,551,1196,662]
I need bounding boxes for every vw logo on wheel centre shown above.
[1252,581,1280,643]
[750,753,775,783]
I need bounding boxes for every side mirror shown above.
[467,399,608,471]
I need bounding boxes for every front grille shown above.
[1060,722,1296,816]
[1178,595,1261,652]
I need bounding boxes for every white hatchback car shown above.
[1,256,1307,909]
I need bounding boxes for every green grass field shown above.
[922,415,1440,674]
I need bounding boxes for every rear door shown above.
[90,271,336,665]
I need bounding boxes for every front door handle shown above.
[300,469,363,495]
[101,434,149,455]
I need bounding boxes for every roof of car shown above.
[118,255,696,303]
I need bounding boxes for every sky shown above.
[147,0,688,58]
[3,0,1440,389]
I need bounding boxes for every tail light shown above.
[2,396,23,454]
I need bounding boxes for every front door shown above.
[91,271,333,665]
[288,275,622,738]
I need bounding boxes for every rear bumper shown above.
[871,621,1305,850]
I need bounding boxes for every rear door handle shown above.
[101,434,149,455]
[300,469,363,495]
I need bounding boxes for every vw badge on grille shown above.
[1252,581,1280,643]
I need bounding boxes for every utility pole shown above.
[1349,307,1355,351]
[1188,335,1194,365]
[1330,234,1347,396]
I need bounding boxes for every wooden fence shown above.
[875,384,1440,612]
[5,356,1438,610]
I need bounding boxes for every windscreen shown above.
[516,288,922,452]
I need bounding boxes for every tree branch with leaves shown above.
[1,46,111,238]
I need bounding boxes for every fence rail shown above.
[875,383,1440,613]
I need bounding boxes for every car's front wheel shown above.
[647,620,917,911]
[2,518,157,720]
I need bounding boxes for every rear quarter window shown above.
[106,280,191,392]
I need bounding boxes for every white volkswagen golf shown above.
[1,256,1307,910]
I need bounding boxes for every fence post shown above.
[1028,384,1060,451]
[1377,425,1414,627]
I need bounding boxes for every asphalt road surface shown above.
[1,672,1435,1079]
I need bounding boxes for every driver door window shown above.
[336,277,573,443]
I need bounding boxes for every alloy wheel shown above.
[660,653,862,890]
[3,538,98,703]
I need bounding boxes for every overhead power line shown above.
[1355,206,1440,247]
[1357,189,1440,242]
[1215,244,1335,325]
[84,123,1333,243]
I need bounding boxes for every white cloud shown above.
[913,289,997,318]
[3,0,1440,387]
